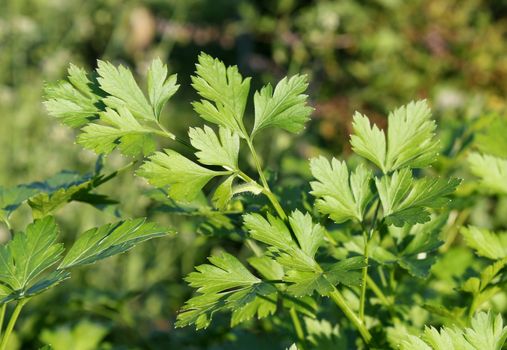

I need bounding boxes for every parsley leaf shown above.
[77,107,156,156]
[376,168,461,226]
[59,218,171,269]
[310,157,373,223]
[351,100,439,173]
[0,217,64,299]
[147,58,179,120]
[189,126,240,170]
[138,149,229,201]
[252,74,312,137]
[460,226,507,260]
[191,53,250,136]
[468,153,507,195]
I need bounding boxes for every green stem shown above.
[359,201,381,322]
[246,138,270,190]
[0,298,29,350]
[366,276,392,307]
[0,304,6,337]
[359,232,369,321]
[329,288,372,343]
[289,307,306,349]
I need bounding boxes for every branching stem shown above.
[0,298,29,350]
[359,200,381,322]
[329,287,372,343]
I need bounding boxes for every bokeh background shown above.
[2,0,507,348]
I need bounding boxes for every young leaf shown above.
[398,312,507,350]
[350,112,387,172]
[350,100,439,173]
[147,58,179,120]
[376,168,461,226]
[0,217,64,297]
[44,64,101,127]
[77,107,156,156]
[96,60,154,121]
[212,175,236,210]
[138,149,228,201]
[468,153,507,195]
[460,226,507,260]
[177,253,276,329]
[189,126,240,170]
[59,218,172,269]
[191,53,250,136]
[252,74,312,137]
[310,157,373,223]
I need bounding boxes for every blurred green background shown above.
[2,0,507,348]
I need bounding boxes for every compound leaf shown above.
[310,157,373,223]
[138,149,228,201]
[0,217,64,298]
[189,126,240,170]
[460,226,507,260]
[252,74,312,137]
[468,153,507,195]
[59,218,171,269]
[351,100,439,173]
[96,60,154,121]
[191,53,250,136]
[44,64,101,127]
[77,107,156,156]
[376,168,460,226]
[147,58,179,120]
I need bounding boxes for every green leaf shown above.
[59,218,171,269]
[350,112,387,171]
[376,168,461,226]
[212,175,235,210]
[177,253,276,329]
[310,157,373,223]
[44,64,101,127]
[397,217,445,278]
[97,60,154,121]
[138,149,227,201]
[0,185,38,223]
[468,153,507,195]
[464,312,507,350]
[0,217,64,298]
[460,226,507,260]
[350,100,439,173]
[252,74,312,137]
[77,107,156,156]
[27,170,116,218]
[398,312,507,350]
[189,126,240,170]
[289,210,325,257]
[191,53,250,136]
[474,117,507,158]
[147,58,179,120]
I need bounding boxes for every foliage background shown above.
[1,0,507,348]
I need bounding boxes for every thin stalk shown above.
[289,307,306,349]
[0,304,5,337]
[359,201,381,322]
[366,276,392,307]
[0,298,29,350]
[245,138,270,190]
[359,232,369,321]
[329,287,372,343]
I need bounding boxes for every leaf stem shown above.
[0,298,29,350]
[329,287,372,343]
[244,138,288,221]
[0,304,6,338]
[359,200,381,322]
[289,307,306,349]
[366,275,392,307]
